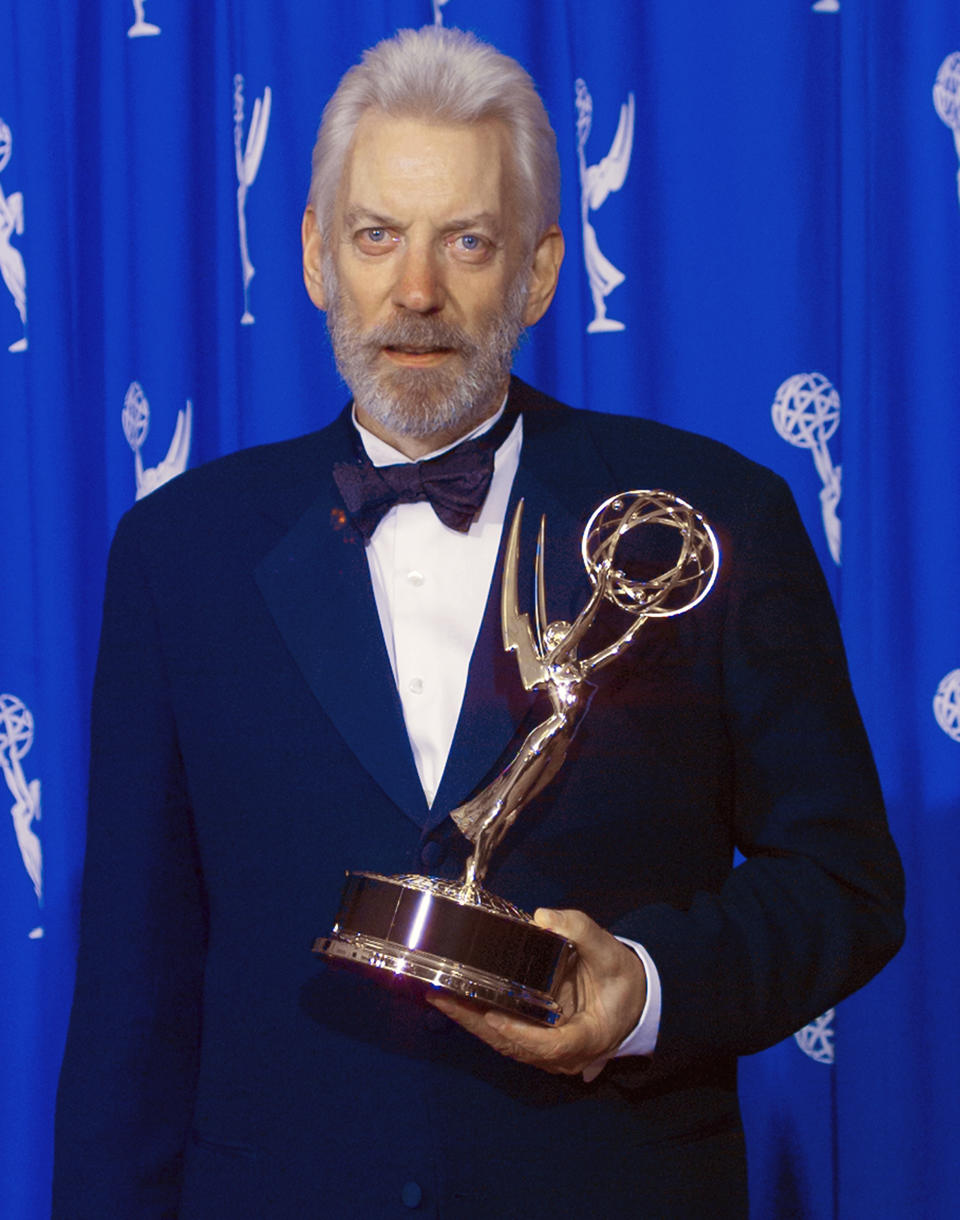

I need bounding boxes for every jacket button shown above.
[420,839,445,871]
[401,1180,423,1208]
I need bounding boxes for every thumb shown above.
[533,906,596,945]
[534,908,627,973]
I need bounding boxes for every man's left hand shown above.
[426,907,647,1076]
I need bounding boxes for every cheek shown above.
[338,289,385,333]
[337,260,393,316]
[455,272,513,322]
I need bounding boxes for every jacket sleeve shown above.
[52,510,206,1218]
[609,471,904,1077]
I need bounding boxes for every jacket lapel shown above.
[254,415,429,827]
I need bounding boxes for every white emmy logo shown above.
[127,0,161,39]
[575,79,635,334]
[122,380,192,500]
[234,74,272,325]
[933,669,960,742]
[432,0,451,25]
[934,52,960,210]
[772,372,842,565]
[0,693,43,938]
[794,1009,835,1064]
[0,118,27,353]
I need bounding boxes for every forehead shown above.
[340,112,512,223]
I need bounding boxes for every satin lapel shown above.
[430,405,619,824]
[254,433,429,828]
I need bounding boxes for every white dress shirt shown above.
[353,403,661,1068]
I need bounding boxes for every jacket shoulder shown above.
[113,420,347,549]
[513,378,790,513]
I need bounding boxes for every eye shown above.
[355,227,398,254]
[448,232,493,262]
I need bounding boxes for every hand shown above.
[426,907,647,1076]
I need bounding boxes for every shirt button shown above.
[407,569,425,587]
[408,677,424,695]
[401,1180,422,1208]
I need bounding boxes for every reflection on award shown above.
[315,491,719,1023]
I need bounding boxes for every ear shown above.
[522,225,565,327]
[301,207,327,310]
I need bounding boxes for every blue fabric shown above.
[1,3,956,1216]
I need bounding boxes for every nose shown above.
[391,243,445,314]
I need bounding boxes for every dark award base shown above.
[313,871,574,1025]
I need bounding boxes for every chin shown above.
[358,363,502,440]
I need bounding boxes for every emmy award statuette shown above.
[314,491,720,1023]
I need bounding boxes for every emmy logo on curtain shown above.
[772,372,842,565]
[933,52,960,210]
[122,381,192,501]
[575,79,634,333]
[933,670,960,743]
[794,1010,835,1065]
[127,0,160,39]
[234,75,272,325]
[1,694,43,939]
[0,118,27,353]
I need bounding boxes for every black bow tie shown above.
[333,407,519,541]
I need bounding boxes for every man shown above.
[54,26,903,1218]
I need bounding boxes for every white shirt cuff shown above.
[581,937,662,1083]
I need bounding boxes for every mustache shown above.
[359,314,479,356]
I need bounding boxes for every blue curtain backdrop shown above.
[2,2,957,1216]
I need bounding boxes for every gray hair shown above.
[309,26,560,253]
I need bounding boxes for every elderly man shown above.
[54,26,903,1219]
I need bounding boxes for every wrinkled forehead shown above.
[337,111,515,228]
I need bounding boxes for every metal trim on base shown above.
[313,872,574,1025]
[315,929,565,1024]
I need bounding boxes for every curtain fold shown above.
[1,3,955,1216]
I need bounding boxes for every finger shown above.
[427,991,551,1048]
[533,906,601,945]
[427,992,546,1061]
[482,1008,606,1075]
[425,991,493,1039]
[428,991,599,1074]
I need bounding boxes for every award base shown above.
[313,871,574,1025]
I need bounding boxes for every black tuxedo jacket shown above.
[53,380,903,1218]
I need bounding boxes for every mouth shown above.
[382,345,456,367]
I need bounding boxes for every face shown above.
[303,112,563,454]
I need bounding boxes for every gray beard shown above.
[323,256,528,440]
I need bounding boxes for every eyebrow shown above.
[341,207,399,230]
[442,211,503,235]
